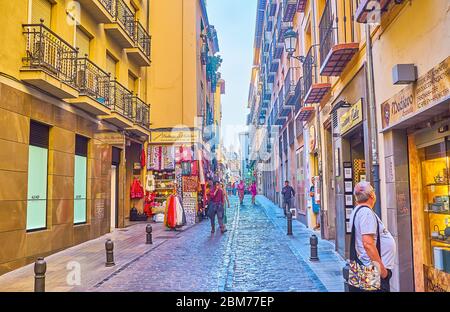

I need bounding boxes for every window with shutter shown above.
[74,135,88,224]
[76,27,90,58]
[27,121,50,231]
[128,72,137,94]
[106,53,117,79]
[32,0,52,28]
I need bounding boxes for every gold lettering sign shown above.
[340,99,363,135]
[151,131,198,143]
[382,56,450,130]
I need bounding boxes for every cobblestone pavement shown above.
[93,195,332,292]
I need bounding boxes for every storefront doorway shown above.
[111,147,121,230]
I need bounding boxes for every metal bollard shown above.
[34,257,46,292]
[287,211,293,236]
[343,262,350,292]
[146,224,153,244]
[309,234,319,261]
[105,239,115,267]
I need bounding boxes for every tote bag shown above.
[348,206,382,291]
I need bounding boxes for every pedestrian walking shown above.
[249,181,257,205]
[348,181,396,292]
[309,177,321,230]
[220,183,230,224]
[237,180,245,205]
[281,180,295,216]
[208,181,227,234]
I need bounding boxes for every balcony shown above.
[125,21,152,67]
[268,0,277,17]
[296,106,315,122]
[77,0,115,23]
[66,57,111,115]
[303,46,331,104]
[127,96,150,136]
[283,0,298,22]
[104,0,135,48]
[100,80,134,128]
[278,87,290,118]
[294,77,304,113]
[21,23,79,99]
[355,0,393,23]
[283,69,298,107]
[297,0,307,12]
[319,0,359,76]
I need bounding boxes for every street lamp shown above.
[284,27,306,63]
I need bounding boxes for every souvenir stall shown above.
[128,142,148,222]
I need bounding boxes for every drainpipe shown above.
[365,23,381,218]
[312,0,324,235]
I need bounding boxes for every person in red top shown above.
[208,181,227,234]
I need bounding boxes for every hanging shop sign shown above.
[340,99,363,135]
[151,130,198,144]
[382,56,450,130]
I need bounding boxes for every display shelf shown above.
[425,210,450,215]
[430,238,450,245]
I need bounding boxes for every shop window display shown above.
[419,138,450,290]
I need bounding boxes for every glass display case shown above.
[419,137,450,278]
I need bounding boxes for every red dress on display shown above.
[165,195,177,229]
[130,178,144,199]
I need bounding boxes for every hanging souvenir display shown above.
[145,172,155,192]
[148,146,160,170]
[161,146,175,170]
[191,160,199,176]
[181,161,192,176]
[140,148,146,169]
[182,192,197,226]
[130,178,144,199]
[175,164,183,204]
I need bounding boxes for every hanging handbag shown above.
[348,206,382,291]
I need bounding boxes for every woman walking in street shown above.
[249,181,257,205]
[208,181,227,234]
[237,180,246,205]
[220,182,231,225]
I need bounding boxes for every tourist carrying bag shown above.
[348,206,382,291]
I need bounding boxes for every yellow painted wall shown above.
[148,0,205,130]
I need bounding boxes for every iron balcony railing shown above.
[295,76,304,113]
[284,68,296,104]
[320,0,359,66]
[109,80,133,120]
[135,21,151,59]
[283,0,299,22]
[132,96,150,129]
[98,0,115,16]
[23,22,78,89]
[303,46,317,94]
[114,0,135,40]
[319,0,334,67]
[76,57,110,107]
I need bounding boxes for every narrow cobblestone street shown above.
[92,195,339,292]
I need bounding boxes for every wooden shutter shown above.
[106,53,117,79]
[32,0,52,28]
[76,27,90,58]
[128,73,137,93]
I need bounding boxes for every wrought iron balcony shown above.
[76,57,110,106]
[132,96,150,129]
[135,21,151,59]
[283,0,298,22]
[21,22,79,99]
[295,76,304,113]
[109,80,133,120]
[104,0,135,48]
[303,46,331,104]
[65,57,111,115]
[268,0,277,17]
[278,86,290,118]
[319,0,359,76]
[77,0,115,23]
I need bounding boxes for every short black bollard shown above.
[34,257,46,292]
[343,262,350,292]
[309,234,319,261]
[146,224,153,244]
[287,211,293,236]
[105,239,115,267]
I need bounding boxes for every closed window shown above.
[32,0,52,28]
[106,52,117,79]
[74,135,88,224]
[26,121,50,231]
[76,27,91,58]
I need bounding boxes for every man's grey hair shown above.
[354,181,374,203]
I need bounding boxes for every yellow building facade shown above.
[0,0,152,274]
